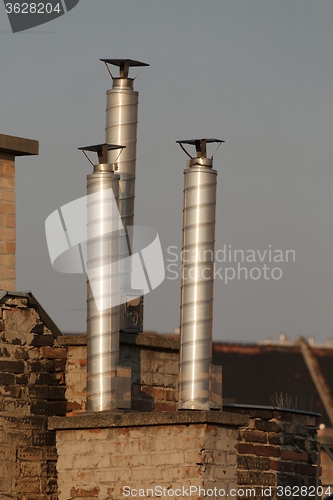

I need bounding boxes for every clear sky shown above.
[1,0,333,344]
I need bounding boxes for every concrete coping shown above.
[48,410,249,431]
[0,134,39,156]
[58,332,180,351]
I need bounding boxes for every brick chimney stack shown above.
[0,134,39,290]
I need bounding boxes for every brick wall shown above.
[223,405,320,499]
[0,133,39,291]
[50,407,321,500]
[0,294,65,499]
[59,333,179,415]
[49,411,246,500]
[0,153,16,290]
[0,310,324,498]
[318,428,333,491]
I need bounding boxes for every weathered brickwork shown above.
[59,334,179,415]
[317,429,333,491]
[0,134,38,291]
[0,307,324,499]
[223,406,319,499]
[51,414,243,500]
[0,294,65,499]
[0,154,16,290]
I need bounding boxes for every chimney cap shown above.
[176,139,224,159]
[0,133,39,157]
[78,143,125,165]
[100,59,149,79]
[176,139,224,146]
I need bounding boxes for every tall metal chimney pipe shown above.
[101,59,149,292]
[80,143,124,412]
[177,139,224,410]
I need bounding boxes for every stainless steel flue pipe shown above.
[81,143,124,412]
[101,59,149,290]
[177,139,223,410]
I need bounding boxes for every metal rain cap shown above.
[78,143,125,164]
[176,139,224,159]
[100,59,149,79]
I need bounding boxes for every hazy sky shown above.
[1,0,333,344]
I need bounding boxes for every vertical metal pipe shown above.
[82,144,122,412]
[105,76,137,234]
[102,59,149,291]
[177,139,222,410]
[105,78,137,290]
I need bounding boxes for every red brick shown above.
[255,420,279,432]
[4,267,15,279]
[39,347,66,359]
[0,280,15,290]
[154,401,176,412]
[164,389,176,401]
[5,241,15,253]
[295,463,317,476]
[0,177,14,189]
[3,385,21,397]
[5,215,15,228]
[4,190,15,202]
[241,430,267,443]
[3,163,15,177]
[280,450,308,462]
[153,388,165,400]
[268,432,283,445]
[0,360,24,373]
[0,254,15,266]
[269,459,295,472]
[237,443,280,457]
[1,228,15,241]
[0,202,15,215]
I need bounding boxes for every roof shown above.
[212,340,333,426]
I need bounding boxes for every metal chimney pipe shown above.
[80,143,124,412]
[177,139,224,410]
[101,59,149,291]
